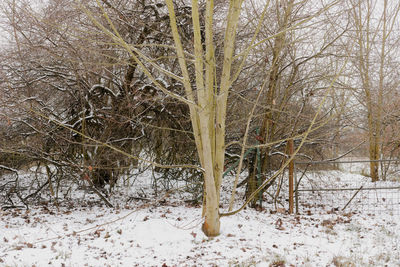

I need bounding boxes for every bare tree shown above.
[233,0,349,207]
[347,0,400,181]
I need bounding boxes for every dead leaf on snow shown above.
[275,218,285,230]
[276,208,286,214]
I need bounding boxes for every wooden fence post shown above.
[288,139,294,214]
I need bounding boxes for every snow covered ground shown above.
[1,168,400,266]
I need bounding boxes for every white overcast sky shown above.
[0,0,391,48]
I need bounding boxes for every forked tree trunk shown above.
[166,0,243,236]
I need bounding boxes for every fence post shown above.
[288,139,294,214]
[294,162,299,214]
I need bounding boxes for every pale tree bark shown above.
[349,0,400,182]
[377,0,400,179]
[166,0,244,236]
[375,0,387,182]
[351,0,378,181]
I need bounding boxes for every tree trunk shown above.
[245,0,294,204]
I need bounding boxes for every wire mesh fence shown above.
[294,159,400,216]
